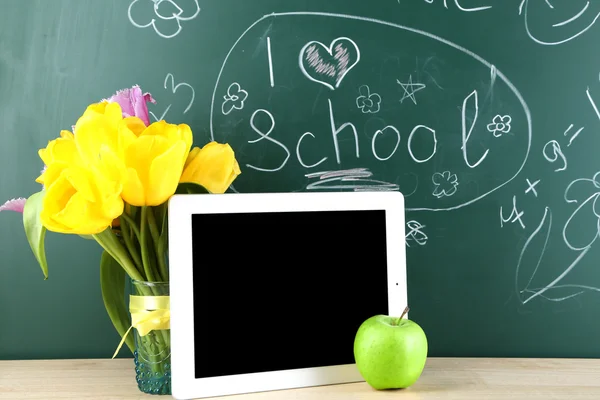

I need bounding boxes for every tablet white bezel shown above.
[168,191,407,400]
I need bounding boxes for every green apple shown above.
[353,311,428,390]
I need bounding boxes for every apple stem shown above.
[395,306,410,326]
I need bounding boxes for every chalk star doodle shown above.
[487,115,512,137]
[432,171,459,198]
[397,75,426,105]
[356,85,381,114]
[406,220,428,247]
[222,83,248,116]
[128,0,201,39]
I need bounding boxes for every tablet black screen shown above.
[191,210,389,379]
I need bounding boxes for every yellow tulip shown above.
[122,120,193,206]
[180,142,241,194]
[36,102,134,234]
[40,166,124,234]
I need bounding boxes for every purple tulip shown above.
[105,85,156,127]
[0,198,26,213]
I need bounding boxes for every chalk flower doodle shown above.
[356,85,381,114]
[221,83,248,116]
[432,171,459,198]
[128,0,201,39]
[487,115,512,137]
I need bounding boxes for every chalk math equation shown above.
[509,86,600,305]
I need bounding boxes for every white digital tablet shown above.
[168,191,407,399]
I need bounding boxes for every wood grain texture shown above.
[1,358,599,399]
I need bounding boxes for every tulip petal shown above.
[41,173,76,220]
[180,142,240,194]
[64,167,97,203]
[100,193,125,223]
[140,121,193,152]
[185,146,201,169]
[147,141,187,205]
[40,175,76,233]
[75,114,120,162]
[54,192,112,235]
[121,117,146,138]
[124,135,163,192]
[47,167,123,235]
[106,85,156,127]
[178,124,193,153]
[0,197,26,213]
[36,164,66,189]
[122,168,146,207]
[140,120,178,141]
[75,102,122,134]
[38,132,78,167]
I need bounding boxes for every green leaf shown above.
[23,191,48,280]
[79,235,94,240]
[175,182,210,195]
[100,250,135,355]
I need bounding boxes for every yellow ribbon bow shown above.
[112,295,170,359]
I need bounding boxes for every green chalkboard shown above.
[2,0,600,360]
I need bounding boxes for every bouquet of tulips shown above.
[1,85,240,393]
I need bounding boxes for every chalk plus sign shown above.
[525,178,540,197]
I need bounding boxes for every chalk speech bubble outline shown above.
[209,12,532,213]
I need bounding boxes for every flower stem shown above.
[157,232,168,281]
[147,207,168,282]
[140,207,158,282]
[119,217,143,275]
[147,207,160,245]
[93,229,144,282]
[120,211,142,241]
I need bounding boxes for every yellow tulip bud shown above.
[180,142,241,194]
[122,120,193,206]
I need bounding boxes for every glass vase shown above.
[131,279,171,395]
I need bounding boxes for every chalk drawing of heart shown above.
[299,37,361,90]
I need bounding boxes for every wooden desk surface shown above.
[0,357,599,399]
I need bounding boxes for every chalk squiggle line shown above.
[305,168,399,192]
